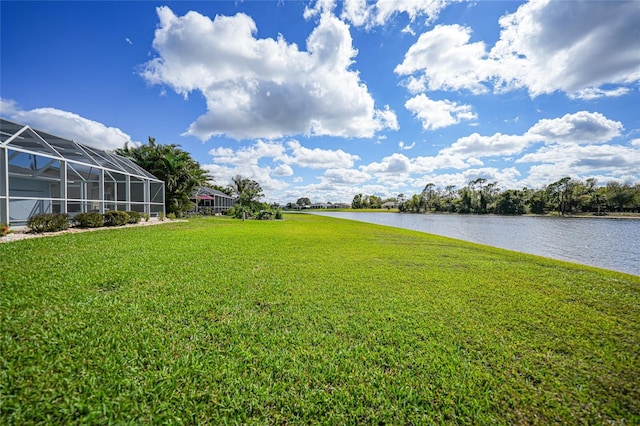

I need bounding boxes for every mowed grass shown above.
[1,214,639,424]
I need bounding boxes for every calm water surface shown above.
[310,212,640,276]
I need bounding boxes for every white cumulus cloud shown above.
[440,111,623,158]
[491,0,640,97]
[0,98,132,150]
[306,0,455,28]
[141,7,397,141]
[441,132,535,158]
[395,24,492,94]
[405,94,476,130]
[527,111,623,144]
[208,140,286,166]
[518,142,640,188]
[396,1,640,99]
[323,168,371,184]
[361,153,411,174]
[284,140,360,169]
[273,164,294,176]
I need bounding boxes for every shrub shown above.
[27,213,70,233]
[199,207,214,216]
[256,210,273,220]
[73,212,104,228]
[126,211,143,224]
[158,212,165,221]
[228,206,250,219]
[167,213,177,220]
[103,210,129,227]
[143,213,150,222]
[1,223,9,237]
[275,209,283,220]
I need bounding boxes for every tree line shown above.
[395,177,640,215]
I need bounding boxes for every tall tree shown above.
[368,195,382,208]
[443,185,457,212]
[421,183,435,211]
[458,186,473,213]
[228,175,264,209]
[494,190,525,215]
[296,197,311,207]
[606,182,636,212]
[547,177,574,215]
[352,193,364,209]
[527,189,547,214]
[116,137,211,214]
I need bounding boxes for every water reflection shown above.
[310,212,640,276]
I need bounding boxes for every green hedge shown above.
[27,213,70,233]
[103,210,129,227]
[126,211,143,224]
[73,212,104,228]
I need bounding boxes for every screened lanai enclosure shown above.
[0,119,165,226]
[192,186,234,214]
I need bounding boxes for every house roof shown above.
[192,186,234,199]
[0,118,162,182]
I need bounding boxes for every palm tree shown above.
[117,137,211,214]
[228,175,264,211]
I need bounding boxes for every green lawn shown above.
[1,214,639,424]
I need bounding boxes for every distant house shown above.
[191,186,234,214]
[286,201,350,210]
[310,203,332,209]
[332,202,351,209]
[309,202,351,209]
[1,118,165,226]
[381,201,397,209]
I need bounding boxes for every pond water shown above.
[309,212,640,276]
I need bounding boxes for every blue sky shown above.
[2,0,639,205]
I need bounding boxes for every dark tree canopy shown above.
[396,176,640,215]
[116,137,211,214]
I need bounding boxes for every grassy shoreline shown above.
[1,214,639,423]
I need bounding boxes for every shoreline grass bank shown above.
[1,214,639,423]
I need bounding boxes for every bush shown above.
[158,212,165,221]
[126,211,143,224]
[167,213,177,220]
[198,207,214,216]
[27,213,70,233]
[227,206,281,221]
[256,210,273,220]
[1,223,9,237]
[103,210,129,227]
[143,213,150,222]
[73,212,104,228]
[227,206,250,219]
